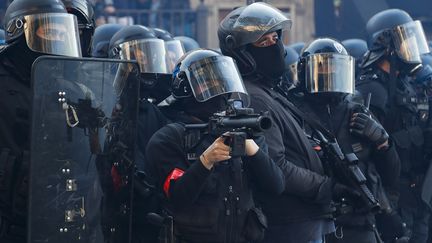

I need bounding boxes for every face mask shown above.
[247,39,286,85]
[8,37,42,78]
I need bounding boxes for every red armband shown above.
[163,168,185,197]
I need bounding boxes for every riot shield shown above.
[28,56,140,243]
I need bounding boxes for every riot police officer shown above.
[295,38,400,243]
[218,3,343,242]
[109,24,175,242]
[145,49,285,243]
[0,0,81,242]
[356,9,431,243]
[61,0,95,57]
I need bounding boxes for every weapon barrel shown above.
[218,116,272,131]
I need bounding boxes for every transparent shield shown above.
[24,13,82,57]
[392,20,430,63]
[305,53,355,94]
[119,39,168,74]
[29,56,140,243]
[185,55,249,105]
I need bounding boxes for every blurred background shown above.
[1,0,431,49]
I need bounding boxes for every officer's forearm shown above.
[246,148,285,195]
[374,141,401,187]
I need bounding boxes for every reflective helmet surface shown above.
[363,9,429,69]
[171,49,249,106]
[109,25,169,74]
[299,38,355,95]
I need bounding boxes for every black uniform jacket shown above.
[296,96,400,226]
[244,80,334,224]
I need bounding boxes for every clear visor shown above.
[186,56,249,105]
[119,39,169,74]
[24,13,81,57]
[222,2,292,47]
[392,20,430,63]
[305,53,355,94]
[165,40,185,73]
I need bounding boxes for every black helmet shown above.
[174,36,200,52]
[218,2,291,75]
[4,0,82,57]
[363,9,429,70]
[288,42,305,55]
[153,28,185,72]
[280,46,299,91]
[298,38,355,95]
[91,24,123,58]
[171,49,249,106]
[61,0,95,57]
[109,25,170,74]
[342,39,367,63]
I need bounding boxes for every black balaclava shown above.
[183,95,229,122]
[7,37,43,79]
[246,39,286,86]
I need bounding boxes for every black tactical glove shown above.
[350,113,389,147]
[331,180,361,199]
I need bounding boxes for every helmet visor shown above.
[305,53,355,94]
[165,40,185,73]
[392,20,429,63]
[24,13,81,57]
[119,39,169,74]
[221,2,292,47]
[185,55,249,105]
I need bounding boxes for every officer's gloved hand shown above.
[331,180,361,199]
[350,112,389,148]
